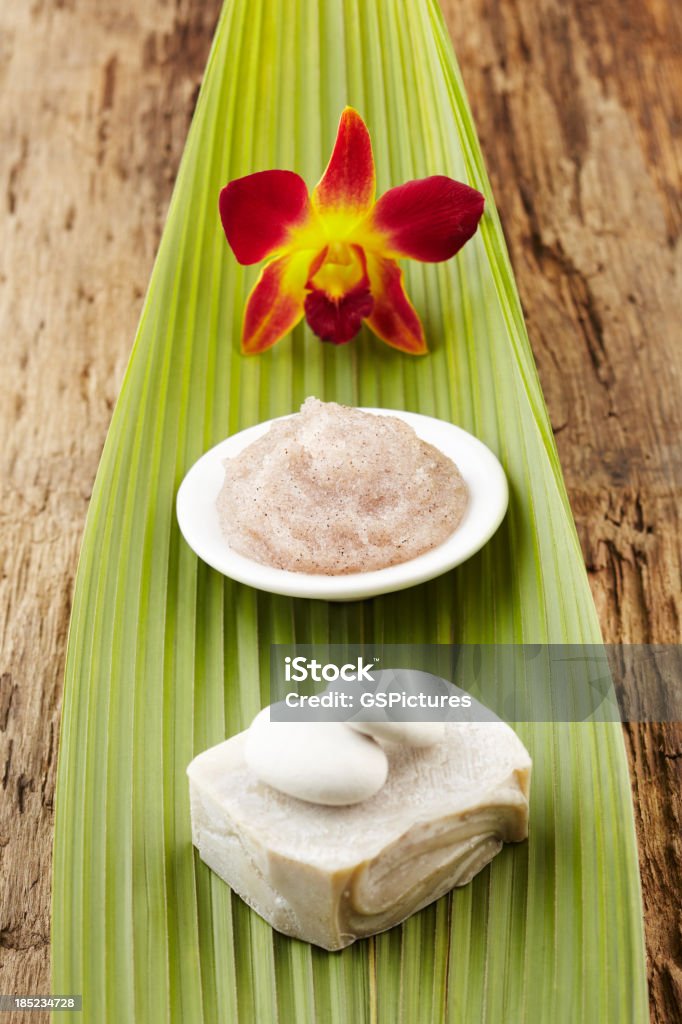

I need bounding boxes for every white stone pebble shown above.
[348,718,445,748]
[244,708,388,806]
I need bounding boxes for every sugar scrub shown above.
[216,398,468,575]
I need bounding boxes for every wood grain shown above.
[442,3,682,1019]
[0,2,220,1017]
[0,1,679,1021]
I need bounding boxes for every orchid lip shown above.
[304,286,374,345]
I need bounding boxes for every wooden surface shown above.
[0,1,679,1021]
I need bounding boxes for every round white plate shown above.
[176,409,508,602]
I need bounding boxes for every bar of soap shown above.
[187,722,531,950]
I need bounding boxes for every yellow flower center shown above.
[311,242,365,299]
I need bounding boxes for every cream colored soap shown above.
[187,722,531,950]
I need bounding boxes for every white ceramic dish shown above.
[176,409,508,602]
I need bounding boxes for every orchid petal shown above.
[369,175,484,262]
[364,254,427,354]
[220,170,310,265]
[242,252,314,353]
[311,107,375,218]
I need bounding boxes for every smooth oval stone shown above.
[348,719,445,748]
[373,668,450,723]
[245,708,388,806]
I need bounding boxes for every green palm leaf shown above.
[52,0,648,1020]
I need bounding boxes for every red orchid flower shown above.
[219,107,484,355]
